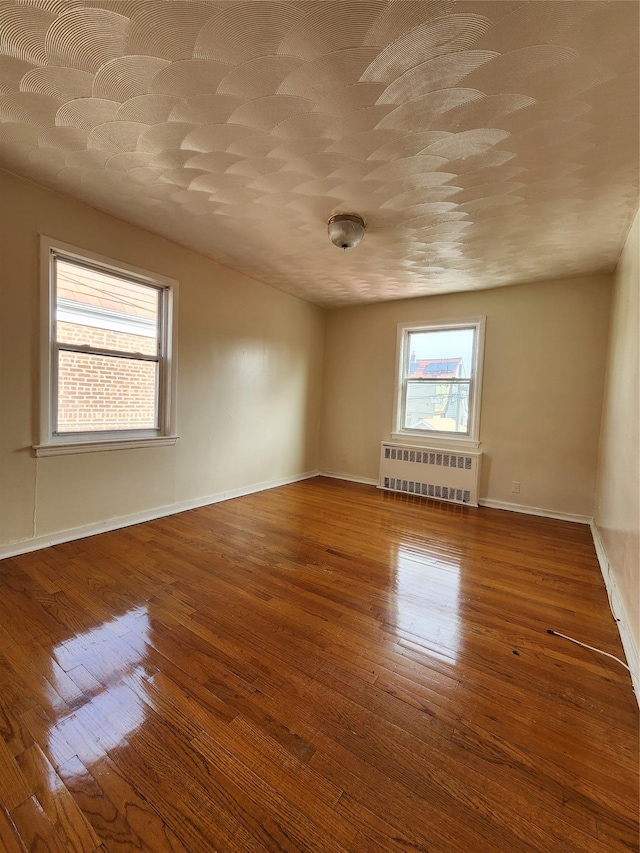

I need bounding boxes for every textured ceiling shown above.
[0,1,638,307]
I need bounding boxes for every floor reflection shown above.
[392,539,461,663]
[51,605,150,754]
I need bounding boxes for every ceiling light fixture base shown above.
[328,213,366,250]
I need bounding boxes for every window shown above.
[393,318,485,445]
[36,237,178,455]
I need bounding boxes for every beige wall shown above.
[594,211,639,665]
[0,169,324,548]
[320,275,612,518]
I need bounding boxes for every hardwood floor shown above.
[0,476,637,852]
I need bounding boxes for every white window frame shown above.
[35,236,178,456]
[392,317,485,448]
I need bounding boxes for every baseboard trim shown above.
[478,498,591,525]
[320,471,379,487]
[319,478,593,523]
[590,521,639,705]
[0,470,320,560]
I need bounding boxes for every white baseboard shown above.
[590,522,639,705]
[478,498,591,525]
[0,470,320,560]
[320,471,379,487]
[319,478,593,523]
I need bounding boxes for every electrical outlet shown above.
[512,481,520,493]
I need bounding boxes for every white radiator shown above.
[379,442,481,506]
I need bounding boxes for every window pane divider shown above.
[406,378,471,384]
[56,343,160,362]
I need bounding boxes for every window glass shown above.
[405,328,475,434]
[55,259,159,356]
[56,351,158,433]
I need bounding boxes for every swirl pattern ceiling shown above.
[0,0,638,306]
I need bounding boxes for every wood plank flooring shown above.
[0,476,637,852]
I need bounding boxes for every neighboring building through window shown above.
[394,318,485,445]
[37,237,178,455]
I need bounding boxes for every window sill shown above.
[33,435,179,457]
[390,432,481,449]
